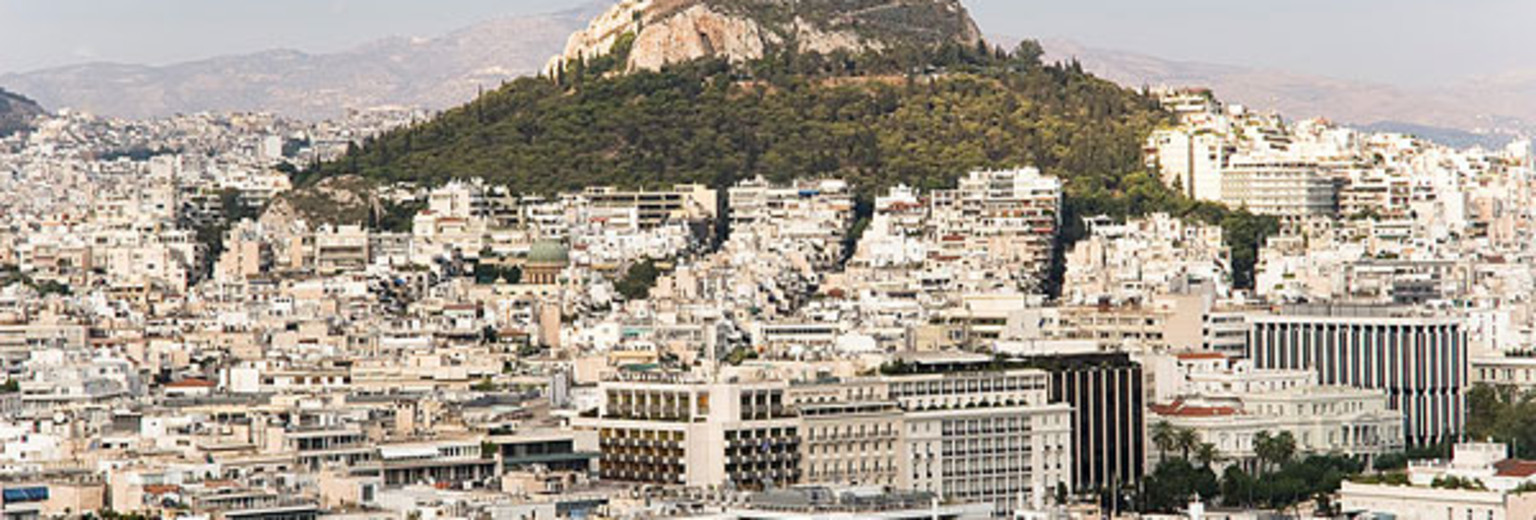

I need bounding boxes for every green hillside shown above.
[303,41,1275,290]
[309,42,1164,194]
[0,88,44,137]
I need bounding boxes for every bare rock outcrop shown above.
[548,0,982,74]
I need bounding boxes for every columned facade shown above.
[1247,310,1465,447]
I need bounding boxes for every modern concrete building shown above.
[1341,443,1536,520]
[882,355,1073,512]
[575,362,1073,513]
[1247,305,1467,446]
[1036,353,1145,492]
[574,184,718,229]
[572,373,803,490]
[1220,156,1339,217]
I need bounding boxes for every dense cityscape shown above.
[3,1,1535,520]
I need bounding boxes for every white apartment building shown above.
[1220,155,1338,217]
[728,177,855,270]
[1341,443,1536,520]
[572,374,803,490]
[929,168,1062,290]
[574,367,1072,514]
[883,365,1072,513]
[1064,213,1229,306]
[1147,129,1230,202]
[570,184,717,229]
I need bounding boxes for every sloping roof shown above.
[1495,459,1536,477]
[143,484,181,495]
[1150,400,1239,418]
[166,378,216,389]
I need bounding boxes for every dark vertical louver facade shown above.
[1247,309,1465,447]
[1038,354,1145,492]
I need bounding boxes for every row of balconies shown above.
[806,431,899,442]
[939,446,1033,458]
[727,451,800,465]
[602,437,684,449]
[605,453,684,465]
[603,469,685,484]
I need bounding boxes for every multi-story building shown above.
[1035,353,1144,492]
[1147,128,1232,202]
[573,185,717,229]
[1220,156,1339,217]
[1151,385,1404,468]
[1247,305,1467,446]
[576,361,1073,513]
[1341,443,1536,520]
[786,379,904,487]
[1064,213,1229,306]
[573,373,802,490]
[882,355,1073,512]
[1473,354,1536,392]
[311,225,369,276]
[728,177,856,270]
[929,168,1061,289]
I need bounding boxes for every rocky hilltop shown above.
[0,89,44,137]
[549,0,982,73]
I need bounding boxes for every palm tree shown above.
[1271,431,1297,466]
[1253,431,1274,474]
[1253,430,1298,474]
[1195,442,1222,468]
[1151,421,1178,460]
[1176,428,1201,460]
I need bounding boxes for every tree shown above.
[1219,465,1257,507]
[1176,428,1201,460]
[1466,383,1536,459]
[1011,40,1045,70]
[1253,431,1295,474]
[1270,432,1297,467]
[1219,455,1362,510]
[615,260,662,300]
[297,33,1288,295]
[1194,442,1222,468]
[473,263,522,285]
[1151,421,1179,460]
[1138,459,1218,513]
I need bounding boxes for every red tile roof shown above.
[1176,352,1228,361]
[166,378,216,388]
[143,484,181,495]
[1496,459,1536,478]
[1150,400,1239,418]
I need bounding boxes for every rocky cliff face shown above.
[549,0,982,73]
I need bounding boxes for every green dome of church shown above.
[527,240,570,264]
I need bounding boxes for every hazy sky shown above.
[0,0,1529,87]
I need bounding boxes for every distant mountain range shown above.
[2,3,1534,145]
[1039,38,1531,145]
[0,3,606,120]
